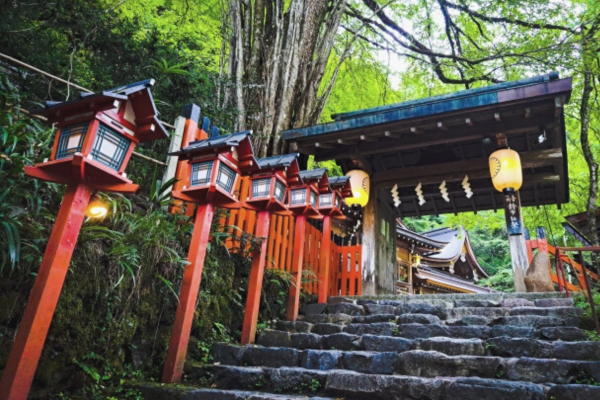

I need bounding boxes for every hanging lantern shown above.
[345,169,369,207]
[86,198,109,218]
[489,148,522,192]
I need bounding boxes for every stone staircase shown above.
[137,292,600,399]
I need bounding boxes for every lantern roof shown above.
[255,154,301,184]
[299,168,330,192]
[256,153,299,169]
[172,130,253,155]
[328,176,353,198]
[170,130,257,170]
[30,79,168,142]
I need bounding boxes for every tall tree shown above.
[223,0,351,157]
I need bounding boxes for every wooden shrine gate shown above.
[215,177,362,297]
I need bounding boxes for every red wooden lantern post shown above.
[317,175,352,303]
[241,154,301,344]
[0,81,168,400]
[162,128,256,383]
[285,169,329,320]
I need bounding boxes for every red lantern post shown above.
[240,154,301,344]
[285,169,329,319]
[162,127,256,383]
[0,81,168,400]
[316,175,352,303]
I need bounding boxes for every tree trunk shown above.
[223,0,347,159]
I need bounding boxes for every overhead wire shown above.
[1,52,172,166]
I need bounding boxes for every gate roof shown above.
[283,73,572,217]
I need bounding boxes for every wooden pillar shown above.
[524,228,534,264]
[503,190,528,292]
[0,184,93,400]
[241,211,271,344]
[162,203,214,383]
[361,189,397,295]
[286,215,306,321]
[317,216,332,303]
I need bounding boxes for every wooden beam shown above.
[360,134,378,142]
[315,117,550,161]
[315,142,336,149]
[337,138,357,145]
[372,149,562,188]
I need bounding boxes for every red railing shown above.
[526,227,599,335]
[526,228,599,293]
[215,177,362,296]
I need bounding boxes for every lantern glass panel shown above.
[56,123,89,159]
[310,191,317,208]
[319,194,332,208]
[335,195,341,208]
[290,188,306,205]
[91,124,130,170]
[274,180,285,202]
[217,162,236,193]
[252,178,271,198]
[191,161,213,186]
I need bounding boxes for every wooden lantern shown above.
[25,80,168,193]
[162,128,256,383]
[169,130,256,208]
[287,168,329,217]
[319,176,353,218]
[244,154,301,212]
[0,80,167,400]
[239,153,301,345]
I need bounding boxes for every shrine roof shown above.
[283,73,572,216]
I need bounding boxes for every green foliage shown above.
[0,72,286,397]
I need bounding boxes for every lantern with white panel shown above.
[245,154,301,212]
[169,130,256,208]
[240,154,301,346]
[1,80,168,400]
[319,176,352,218]
[25,80,167,193]
[162,128,256,384]
[287,168,329,217]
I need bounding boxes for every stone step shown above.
[255,329,597,360]
[277,319,587,341]
[210,344,600,384]
[339,291,567,302]
[134,383,335,400]
[299,310,581,330]
[186,364,600,400]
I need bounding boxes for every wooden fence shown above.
[526,229,599,292]
[213,177,362,296]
